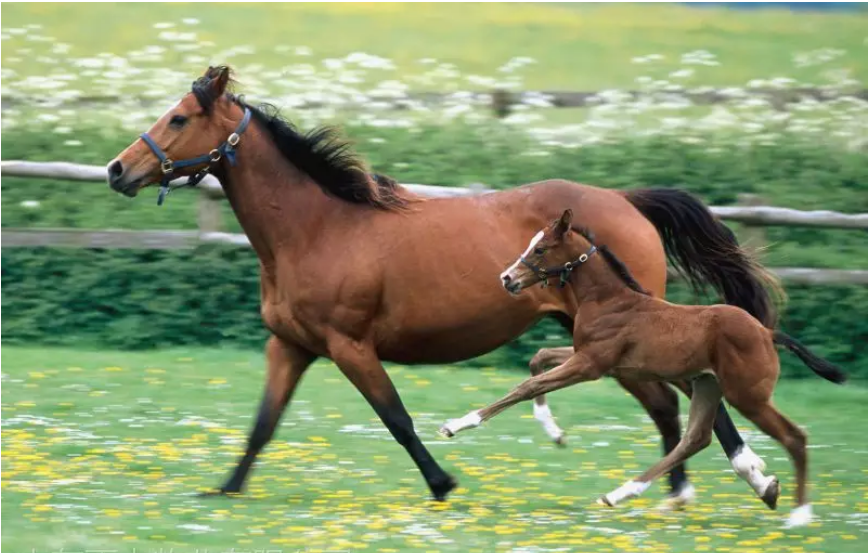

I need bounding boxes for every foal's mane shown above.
[571,226,650,296]
[192,66,413,211]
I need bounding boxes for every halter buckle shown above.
[209,148,222,162]
[579,253,589,263]
[160,159,174,175]
[227,132,240,147]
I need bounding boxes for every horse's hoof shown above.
[553,434,567,447]
[431,474,458,501]
[438,426,455,438]
[596,495,614,507]
[761,476,780,511]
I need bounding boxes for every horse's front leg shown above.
[328,333,457,501]
[440,350,603,437]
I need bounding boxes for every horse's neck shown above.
[218,124,340,267]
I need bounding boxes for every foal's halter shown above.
[140,107,252,205]
[520,245,598,288]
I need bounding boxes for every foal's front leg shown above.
[440,351,602,437]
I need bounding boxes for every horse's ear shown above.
[204,66,231,96]
[555,209,573,237]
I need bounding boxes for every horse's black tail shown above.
[773,332,847,384]
[625,188,784,328]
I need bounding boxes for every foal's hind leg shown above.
[732,401,810,528]
[600,374,721,507]
[529,347,572,445]
[618,379,693,508]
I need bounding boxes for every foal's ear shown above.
[555,209,573,237]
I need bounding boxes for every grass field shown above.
[3,346,867,552]
[3,3,866,90]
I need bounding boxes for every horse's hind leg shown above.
[733,401,810,528]
[210,335,316,495]
[529,347,571,445]
[600,374,721,507]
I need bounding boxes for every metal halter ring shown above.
[160,159,174,174]
[578,253,589,263]
[227,133,240,147]
[209,149,222,162]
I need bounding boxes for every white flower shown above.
[20,200,41,209]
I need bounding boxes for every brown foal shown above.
[108,66,781,506]
[441,209,846,527]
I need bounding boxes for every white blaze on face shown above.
[501,230,545,282]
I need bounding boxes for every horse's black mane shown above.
[572,226,650,296]
[192,67,410,211]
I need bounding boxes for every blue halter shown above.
[140,107,252,205]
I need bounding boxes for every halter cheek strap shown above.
[140,107,252,205]
[520,245,598,288]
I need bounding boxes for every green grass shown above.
[3,3,866,89]
[3,346,867,552]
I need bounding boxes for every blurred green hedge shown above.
[2,246,866,378]
[2,123,866,378]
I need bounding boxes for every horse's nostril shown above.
[107,160,124,182]
[501,274,512,283]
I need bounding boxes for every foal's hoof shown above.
[430,474,458,501]
[761,476,781,511]
[438,426,455,439]
[596,495,615,507]
[553,434,567,448]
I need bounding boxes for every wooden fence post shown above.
[197,191,223,234]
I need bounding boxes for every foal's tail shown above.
[625,188,784,328]
[773,331,848,384]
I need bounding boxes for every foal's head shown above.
[107,66,242,196]
[500,209,592,294]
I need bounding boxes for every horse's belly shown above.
[375,314,545,365]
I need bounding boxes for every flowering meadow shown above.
[3,346,868,552]
[3,5,868,550]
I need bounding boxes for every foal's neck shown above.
[568,249,648,313]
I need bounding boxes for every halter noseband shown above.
[520,245,598,288]
[140,107,252,205]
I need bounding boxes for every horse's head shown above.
[500,209,594,295]
[107,66,245,200]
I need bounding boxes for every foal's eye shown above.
[169,114,188,128]
[534,248,546,255]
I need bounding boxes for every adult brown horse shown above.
[106,66,780,505]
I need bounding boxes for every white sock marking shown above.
[731,445,774,496]
[533,403,565,442]
[784,503,813,528]
[442,410,482,436]
[604,480,650,505]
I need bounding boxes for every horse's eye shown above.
[169,114,188,128]
[534,248,545,255]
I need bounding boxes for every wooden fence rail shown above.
[2,160,866,285]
